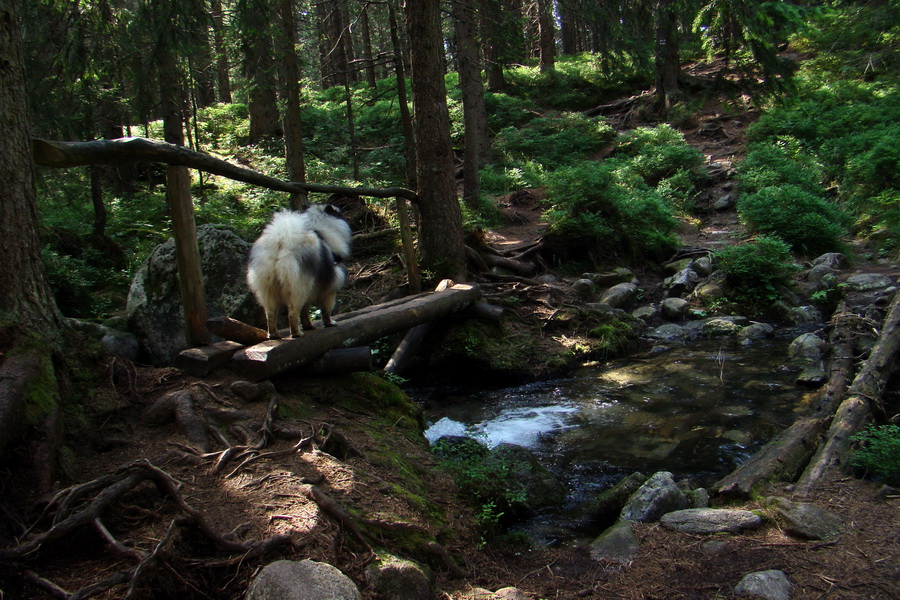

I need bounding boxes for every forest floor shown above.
[2,98,899,600]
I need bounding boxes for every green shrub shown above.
[494,112,616,169]
[738,143,824,196]
[850,424,900,486]
[737,185,847,255]
[196,103,250,149]
[543,162,678,266]
[714,235,800,308]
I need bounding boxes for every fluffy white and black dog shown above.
[246,204,352,339]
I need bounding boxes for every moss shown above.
[23,349,59,427]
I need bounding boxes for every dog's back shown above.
[247,206,351,338]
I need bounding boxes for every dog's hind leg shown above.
[319,290,339,327]
[264,305,282,340]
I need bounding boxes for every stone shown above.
[620,471,689,523]
[811,252,849,270]
[572,278,596,299]
[765,497,842,540]
[632,305,657,320]
[788,333,826,364]
[703,317,744,336]
[126,225,258,365]
[665,268,700,296]
[647,323,688,343]
[785,305,823,325]
[844,273,894,292]
[663,258,694,275]
[734,570,792,600]
[660,297,689,321]
[795,366,827,388]
[493,587,532,600]
[489,443,566,511]
[737,322,775,345]
[692,256,714,277]
[599,282,639,309]
[660,508,763,535]
[694,280,725,302]
[245,559,361,600]
[805,264,839,289]
[230,380,276,403]
[365,554,433,600]
[714,193,735,211]
[589,520,640,564]
[586,472,648,528]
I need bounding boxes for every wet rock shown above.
[805,264,839,290]
[632,305,657,321]
[665,268,700,297]
[586,472,647,528]
[661,297,689,321]
[785,305,823,326]
[660,508,763,535]
[734,569,792,600]
[811,252,849,270]
[765,497,842,541]
[126,225,257,365]
[599,283,638,309]
[693,256,714,277]
[788,333,826,364]
[703,317,745,336]
[620,471,689,523]
[589,520,640,564]
[663,258,694,275]
[737,322,775,345]
[365,554,433,600]
[795,366,827,388]
[844,273,894,292]
[647,323,688,343]
[246,559,361,600]
[572,278,596,299]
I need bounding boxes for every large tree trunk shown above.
[479,0,507,92]
[239,0,281,142]
[359,2,377,87]
[654,0,681,112]
[277,0,309,210]
[210,0,233,104]
[405,0,467,280]
[536,0,555,74]
[0,0,63,338]
[452,0,490,211]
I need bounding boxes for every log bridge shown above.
[175,282,483,381]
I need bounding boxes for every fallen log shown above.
[795,291,900,494]
[714,320,856,499]
[232,283,482,380]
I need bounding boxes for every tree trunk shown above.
[558,0,580,55]
[388,0,417,190]
[536,0,555,74]
[276,0,309,210]
[453,0,490,211]
[239,0,281,142]
[192,21,218,108]
[0,0,63,338]
[479,0,507,92]
[360,2,377,87]
[405,0,467,280]
[210,0,233,104]
[654,0,681,112]
[231,283,482,380]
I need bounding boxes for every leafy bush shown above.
[714,235,800,308]
[196,103,250,149]
[737,184,847,255]
[493,112,616,169]
[738,143,824,195]
[543,162,678,266]
[850,424,900,486]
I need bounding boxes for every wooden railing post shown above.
[395,195,421,294]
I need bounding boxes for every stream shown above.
[415,332,811,543]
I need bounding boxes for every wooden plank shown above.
[174,340,244,377]
[232,283,481,380]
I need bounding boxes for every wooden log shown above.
[795,291,900,494]
[33,137,418,201]
[232,283,482,380]
[206,316,269,346]
[299,347,373,375]
[174,341,244,377]
[714,323,856,499]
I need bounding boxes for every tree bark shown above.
[453,0,491,212]
[536,0,555,74]
[388,0,417,190]
[479,0,507,91]
[276,0,309,210]
[33,137,418,201]
[210,0,233,104]
[405,0,467,280]
[239,0,281,142]
[654,0,681,112]
[232,283,482,380]
[0,0,64,337]
[359,2,378,87]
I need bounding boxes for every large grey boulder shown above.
[665,268,700,297]
[589,520,640,564]
[737,322,775,346]
[620,471,689,523]
[811,252,848,270]
[245,559,361,600]
[365,554,433,600]
[788,333,826,364]
[660,508,763,535]
[600,282,639,309]
[734,570,793,600]
[765,497,842,540]
[586,472,647,528]
[844,273,894,292]
[126,225,258,365]
[660,297,689,321]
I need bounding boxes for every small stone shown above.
[765,497,842,540]
[734,569,792,600]
[660,508,763,535]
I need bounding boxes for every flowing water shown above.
[416,334,811,542]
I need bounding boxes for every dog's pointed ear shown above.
[324,204,343,219]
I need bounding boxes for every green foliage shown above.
[543,162,678,267]
[196,103,251,148]
[737,185,847,255]
[713,235,800,308]
[493,112,616,170]
[615,124,706,186]
[738,142,824,195]
[850,424,900,486]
